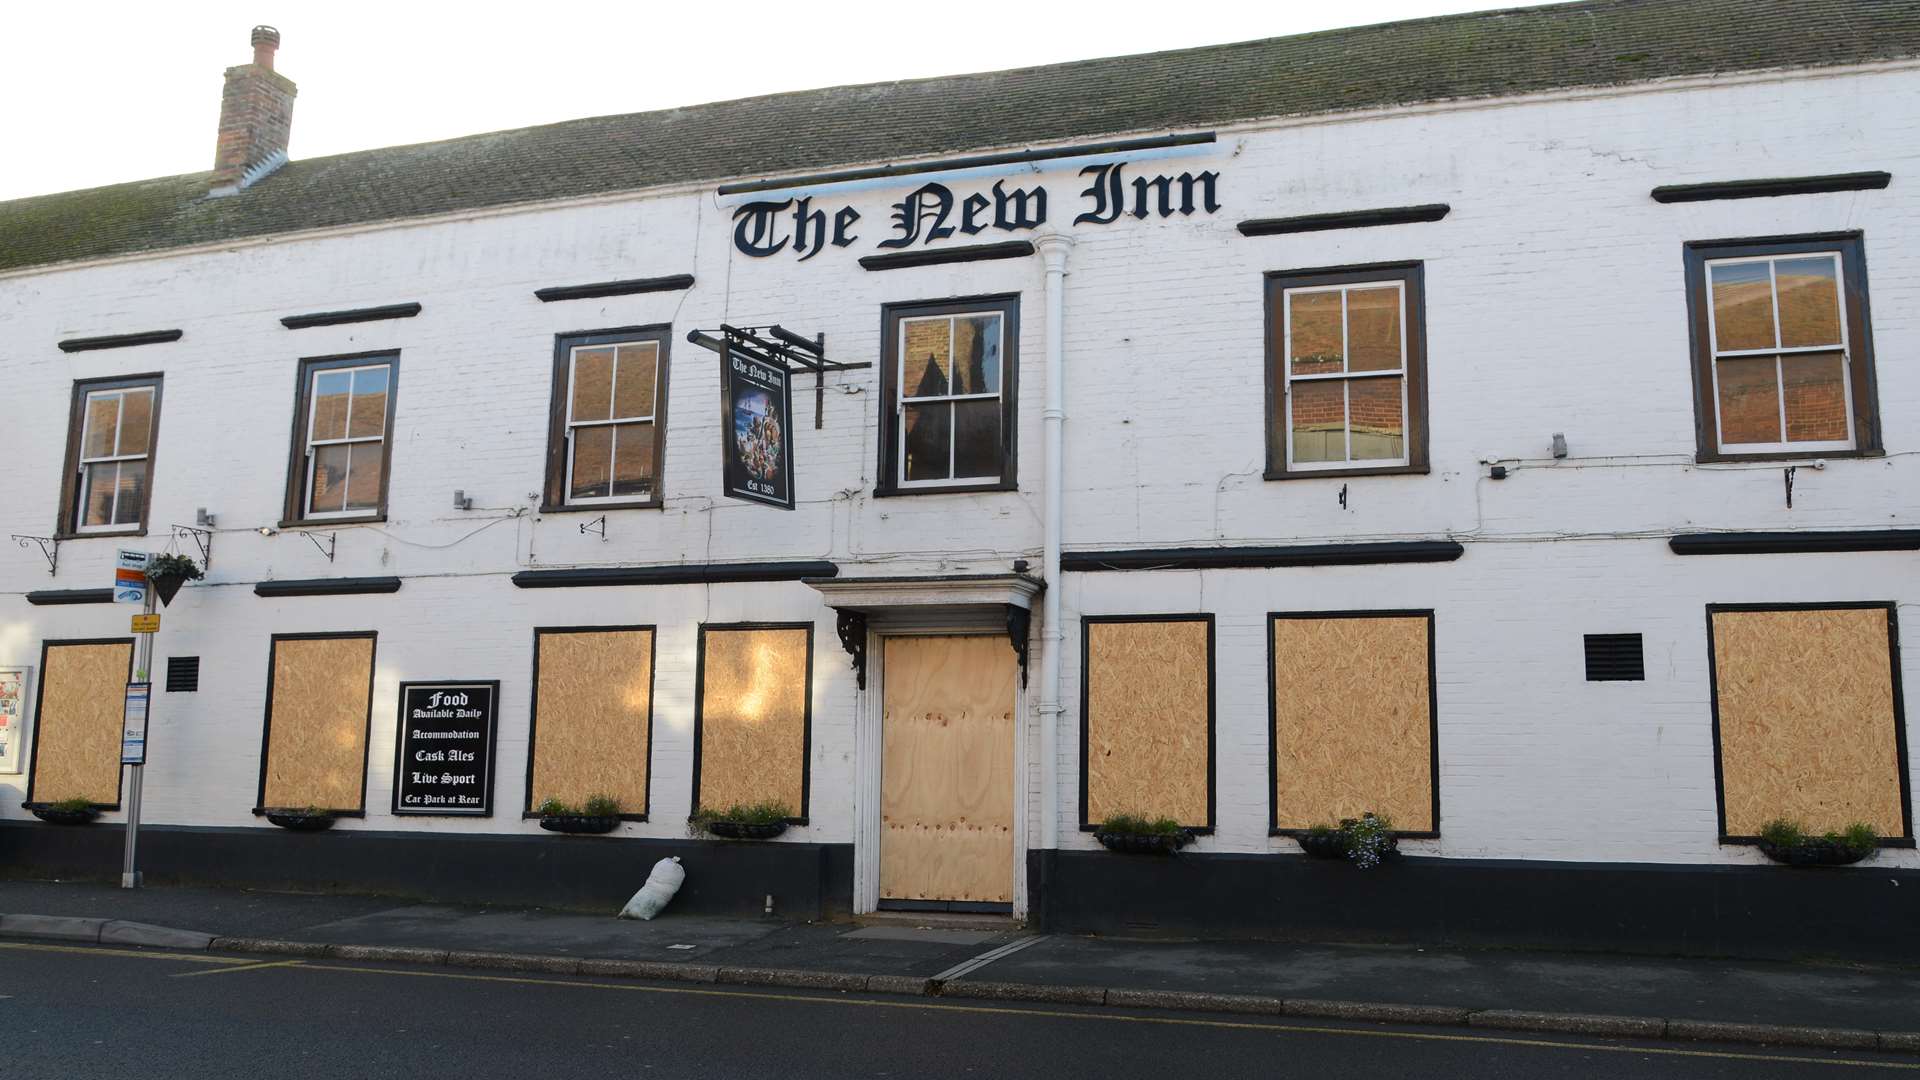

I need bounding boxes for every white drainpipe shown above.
[1034,232,1073,851]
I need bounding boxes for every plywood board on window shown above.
[696,627,808,815]
[260,635,374,811]
[881,635,1015,904]
[1271,615,1435,832]
[531,629,653,814]
[29,641,132,805]
[1083,619,1210,827]
[1711,607,1907,836]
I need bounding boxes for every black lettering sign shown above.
[391,682,499,816]
[720,349,795,510]
[732,200,791,257]
[878,183,956,249]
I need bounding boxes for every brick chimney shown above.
[210,26,295,196]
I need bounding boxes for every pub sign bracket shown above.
[687,324,871,430]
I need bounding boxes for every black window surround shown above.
[55,373,164,539]
[541,325,673,513]
[1683,233,1880,463]
[876,293,1020,497]
[1264,262,1430,480]
[280,351,400,528]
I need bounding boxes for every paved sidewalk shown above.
[4,878,1917,1050]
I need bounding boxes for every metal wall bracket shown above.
[304,531,337,562]
[835,609,869,690]
[580,515,607,541]
[170,524,213,570]
[11,534,57,576]
[686,324,871,430]
[1006,605,1032,687]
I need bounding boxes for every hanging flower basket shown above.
[144,554,204,607]
[703,820,789,841]
[29,801,99,825]
[539,814,621,835]
[265,808,337,831]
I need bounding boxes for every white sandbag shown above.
[618,856,686,920]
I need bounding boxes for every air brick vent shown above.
[166,656,201,693]
[1583,634,1644,682]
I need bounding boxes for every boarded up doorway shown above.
[880,635,1016,910]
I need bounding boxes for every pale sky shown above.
[0,0,1501,202]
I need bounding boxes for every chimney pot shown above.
[251,25,281,69]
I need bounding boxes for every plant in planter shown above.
[1297,823,1349,859]
[537,794,623,834]
[1757,819,1877,867]
[144,553,205,607]
[690,800,793,840]
[1093,812,1193,855]
[30,796,100,825]
[265,804,337,831]
[1341,812,1398,869]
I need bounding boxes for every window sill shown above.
[53,527,148,541]
[1695,448,1880,465]
[873,480,1018,498]
[537,500,662,514]
[277,514,387,530]
[1264,464,1429,481]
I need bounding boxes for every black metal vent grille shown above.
[165,656,200,692]
[1584,634,1644,682]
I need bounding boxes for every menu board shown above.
[391,681,498,816]
[0,667,28,775]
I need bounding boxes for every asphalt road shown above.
[3,941,1917,1079]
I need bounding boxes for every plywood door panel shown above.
[881,635,1015,903]
[1712,607,1906,836]
[30,641,132,805]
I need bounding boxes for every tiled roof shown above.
[4,0,1915,274]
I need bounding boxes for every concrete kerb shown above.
[5,919,1918,1054]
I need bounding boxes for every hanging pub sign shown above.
[392,681,499,816]
[720,344,796,510]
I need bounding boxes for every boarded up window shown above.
[528,627,654,816]
[694,625,810,818]
[1709,606,1910,838]
[27,640,133,806]
[257,634,375,812]
[1270,613,1437,833]
[1081,617,1212,829]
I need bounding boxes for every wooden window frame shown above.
[1704,601,1914,847]
[1684,233,1880,463]
[55,374,163,539]
[522,624,657,821]
[251,630,378,817]
[280,352,400,527]
[541,325,672,513]
[689,622,814,825]
[876,294,1020,496]
[1077,613,1217,834]
[23,637,135,810]
[1267,609,1441,838]
[1264,262,1429,480]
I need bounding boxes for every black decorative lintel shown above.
[254,576,403,597]
[1061,540,1464,572]
[1651,171,1891,204]
[56,329,183,353]
[534,274,695,302]
[25,588,114,606]
[280,303,422,329]
[858,241,1034,272]
[1237,203,1451,237]
[511,560,839,588]
[835,609,869,690]
[1006,605,1032,688]
[1668,530,1920,556]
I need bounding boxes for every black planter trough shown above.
[1297,832,1349,859]
[1758,838,1873,867]
[29,805,99,826]
[703,820,789,840]
[539,814,620,835]
[265,810,337,831]
[1094,829,1193,855]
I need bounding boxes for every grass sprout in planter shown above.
[1094,812,1193,855]
[537,794,622,834]
[1757,819,1877,866]
[1342,812,1398,869]
[690,800,793,840]
[31,796,100,825]
[265,804,337,831]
